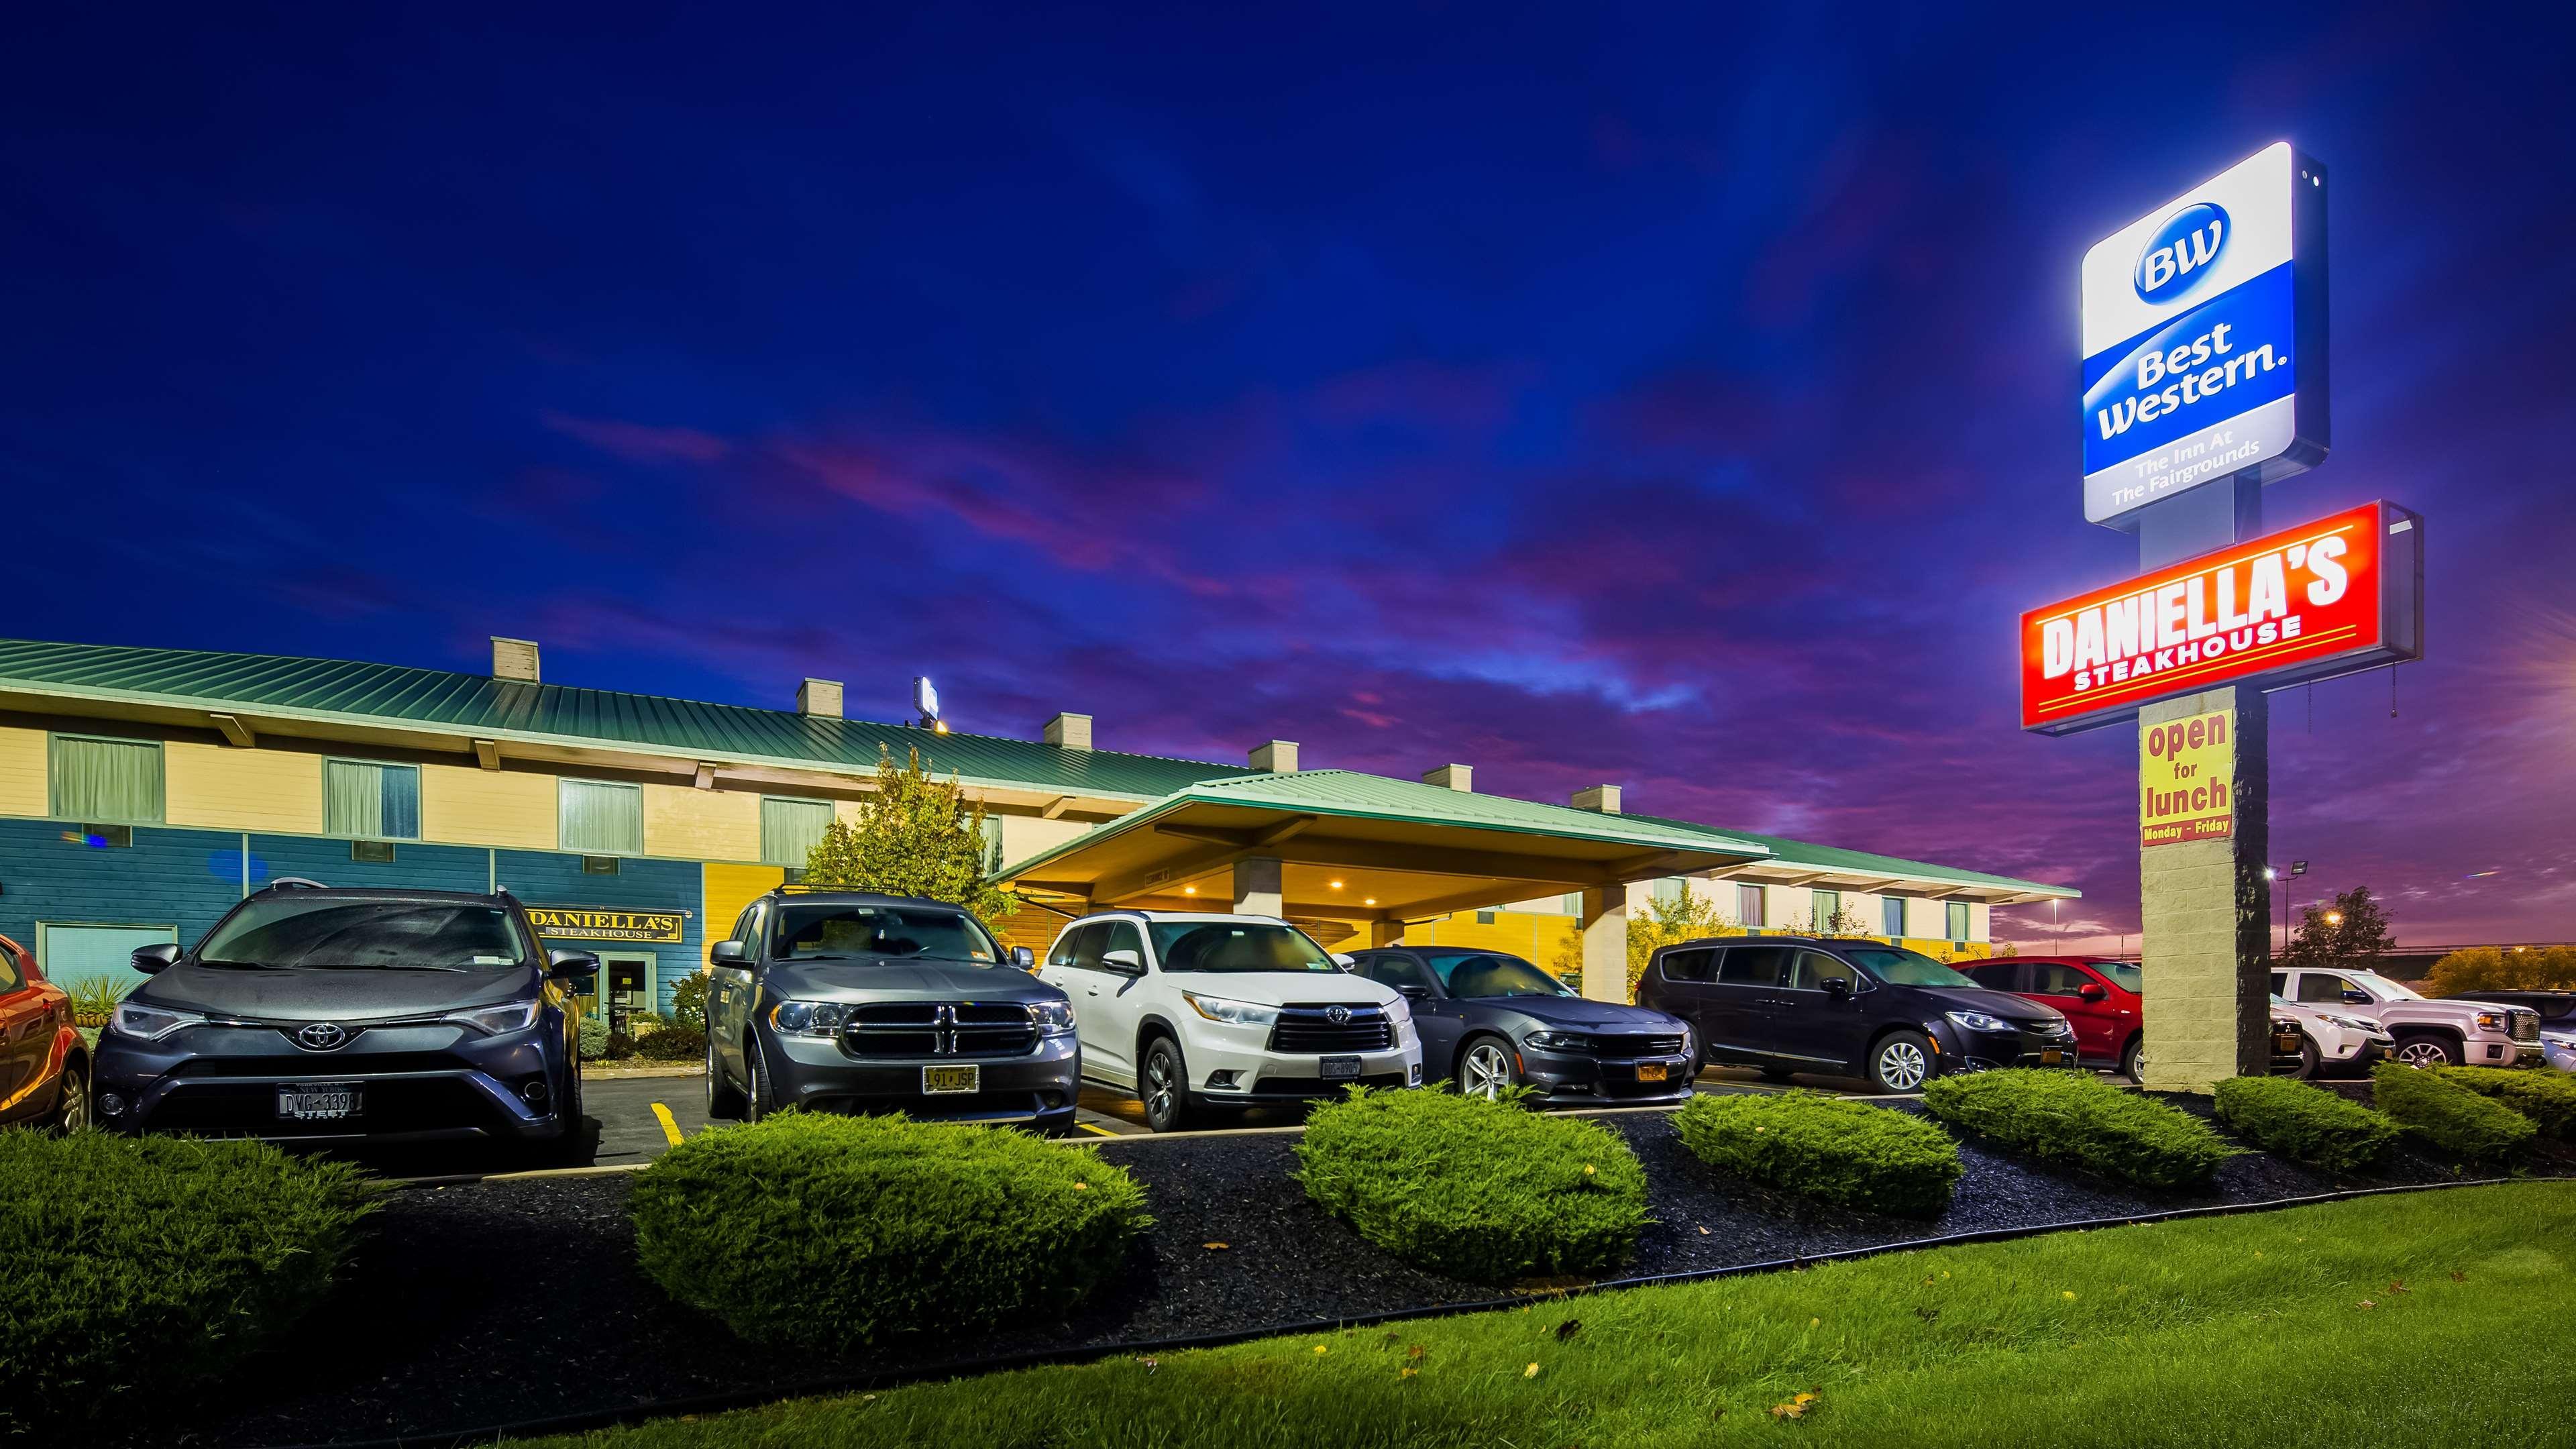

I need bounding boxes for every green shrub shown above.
[1671,1089,1960,1217]
[631,1113,1150,1349]
[1920,1069,2242,1188]
[63,976,136,1028]
[1295,1087,1648,1282]
[636,1025,708,1061]
[2212,1075,2401,1172]
[669,970,709,1031]
[2432,1067,2576,1140]
[0,1132,378,1436]
[578,1015,608,1059]
[2372,1063,2538,1161]
[605,1030,638,1059]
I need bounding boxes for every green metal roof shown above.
[1002,769,1774,878]
[0,639,1253,800]
[1621,810,2079,899]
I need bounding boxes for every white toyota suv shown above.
[1040,911,1424,1131]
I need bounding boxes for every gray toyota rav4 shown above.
[702,888,1079,1134]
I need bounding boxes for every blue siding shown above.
[252,833,496,896]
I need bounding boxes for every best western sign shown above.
[526,906,688,943]
[2082,142,2330,525]
[2021,500,2422,735]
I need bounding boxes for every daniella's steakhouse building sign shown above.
[525,906,688,943]
[2021,500,2422,735]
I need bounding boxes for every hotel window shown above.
[761,797,835,869]
[1947,901,1972,941]
[1736,884,1766,928]
[1811,890,1841,930]
[559,779,644,856]
[325,760,421,839]
[1882,896,1909,937]
[49,735,164,823]
[1652,877,1686,908]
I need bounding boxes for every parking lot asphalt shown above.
[369,1063,2136,1181]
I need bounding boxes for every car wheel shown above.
[46,1057,92,1134]
[1868,1031,1933,1093]
[2392,1034,2462,1069]
[2118,1033,2145,1082]
[2291,1036,2322,1080]
[1458,1036,1519,1100]
[538,1061,587,1166]
[1139,1036,1195,1132]
[706,1034,746,1120]
[745,1035,774,1122]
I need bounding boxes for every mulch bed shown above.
[121,1097,2573,1449]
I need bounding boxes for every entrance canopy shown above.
[1000,769,1772,930]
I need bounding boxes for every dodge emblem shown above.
[295,1022,350,1051]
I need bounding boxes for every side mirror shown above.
[1397,984,1432,1002]
[2078,983,2109,1003]
[547,949,600,980]
[709,941,748,967]
[1331,953,1358,969]
[131,943,181,975]
[1012,945,1036,970]
[1102,948,1144,975]
[1823,975,1853,1000]
[2341,989,2371,1006]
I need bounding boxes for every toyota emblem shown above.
[294,1022,350,1051]
[1325,1005,1352,1026]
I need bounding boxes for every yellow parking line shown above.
[650,1102,684,1146]
[1077,1122,1120,1138]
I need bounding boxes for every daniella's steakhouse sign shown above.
[2021,500,2422,735]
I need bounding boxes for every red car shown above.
[0,933,91,1130]
[1964,956,2145,1079]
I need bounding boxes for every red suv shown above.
[1964,956,2144,1079]
[0,932,91,1130]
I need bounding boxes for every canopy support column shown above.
[1577,885,1627,1002]
[1234,856,1283,916]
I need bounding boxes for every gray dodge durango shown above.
[703,888,1079,1134]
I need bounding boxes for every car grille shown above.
[2512,1012,2540,1042]
[1589,1032,1686,1057]
[146,1077,503,1136]
[839,1003,1038,1059]
[1267,1005,1394,1053]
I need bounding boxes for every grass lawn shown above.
[527,1181,2573,1448]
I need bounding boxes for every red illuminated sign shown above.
[2021,500,2422,735]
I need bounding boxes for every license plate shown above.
[2276,1034,2302,1053]
[2040,1049,2064,1067]
[277,1083,361,1120]
[1320,1055,1362,1080]
[922,1065,979,1095]
[1635,1061,1668,1082]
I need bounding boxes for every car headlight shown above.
[108,1002,204,1041]
[770,999,852,1037]
[1524,1030,1592,1051]
[1381,996,1412,1027]
[444,999,543,1035]
[1181,992,1279,1027]
[1945,1010,2012,1034]
[2473,1011,2508,1033]
[1029,1000,1077,1036]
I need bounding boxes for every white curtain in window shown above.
[50,737,164,822]
[325,761,421,839]
[760,797,833,867]
[561,780,643,855]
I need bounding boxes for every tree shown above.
[1553,888,1742,1002]
[2424,944,2576,996]
[2278,885,2396,969]
[1788,904,1880,940]
[801,747,1017,924]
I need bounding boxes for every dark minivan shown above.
[1638,935,2077,1093]
[92,881,595,1157]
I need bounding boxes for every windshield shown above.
[1843,947,1980,989]
[1147,921,1338,973]
[197,899,533,971]
[772,904,998,962]
[1422,951,1574,999]
[2098,961,2143,992]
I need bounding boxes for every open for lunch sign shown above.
[2141,708,2234,847]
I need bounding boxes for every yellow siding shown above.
[164,742,325,834]
[645,784,760,863]
[702,863,786,965]
[423,763,557,849]
[1404,908,1580,965]
[0,726,46,817]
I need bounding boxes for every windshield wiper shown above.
[195,959,280,970]
[301,961,476,972]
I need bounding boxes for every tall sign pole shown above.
[2044,142,2354,1091]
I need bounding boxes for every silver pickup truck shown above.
[2272,966,2541,1070]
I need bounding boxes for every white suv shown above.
[2270,994,2395,1078]
[1040,911,1424,1131]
